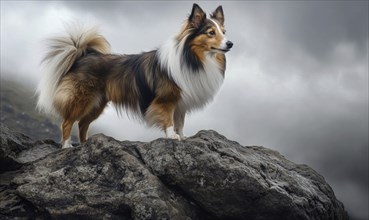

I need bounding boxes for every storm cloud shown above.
[1,1,368,219]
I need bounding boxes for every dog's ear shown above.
[211,5,224,25]
[189,3,206,28]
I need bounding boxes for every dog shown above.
[37,3,233,148]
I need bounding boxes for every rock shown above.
[0,124,61,220]
[13,135,203,219]
[137,131,348,220]
[1,124,32,171]
[0,123,60,172]
[0,170,48,220]
[0,124,348,219]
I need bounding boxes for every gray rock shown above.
[0,123,60,172]
[0,124,60,220]
[1,124,32,171]
[13,135,203,220]
[0,124,347,219]
[137,130,348,220]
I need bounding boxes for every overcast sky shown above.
[1,1,368,219]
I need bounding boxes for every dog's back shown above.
[37,4,232,148]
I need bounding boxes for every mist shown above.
[1,1,368,218]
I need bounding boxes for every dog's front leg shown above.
[174,107,187,140]
[145,97,181,140]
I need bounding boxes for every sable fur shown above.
[37,4,232,148]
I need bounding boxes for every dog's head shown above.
[183,4,233,54]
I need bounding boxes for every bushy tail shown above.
[36,26,111,116]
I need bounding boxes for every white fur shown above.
[62,137,72,149]
[36,26,110,117]
[36,47,76,117]
[176,126,186,140]
[166,126,180,140]
[158,36,224,113]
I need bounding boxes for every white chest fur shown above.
[158,37,224,112]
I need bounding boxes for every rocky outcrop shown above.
[0,124,60,219]
[0,124,348,220]
[0,125,60,172]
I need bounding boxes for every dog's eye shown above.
[223,30,226,34]
[208,31,216,36]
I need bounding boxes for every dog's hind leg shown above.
[55,74,105,147]
[61,119,75,148]
[78,100,107,143]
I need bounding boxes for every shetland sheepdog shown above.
[37,4,233,148]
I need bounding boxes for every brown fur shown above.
[216,53,226,73]
[54,51,181,145]
[38,4,231,147]
[145,83,181,128]
[54,72,107,145]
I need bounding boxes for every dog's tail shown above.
[36,26,111,116]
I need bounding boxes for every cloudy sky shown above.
[1,1,368,219]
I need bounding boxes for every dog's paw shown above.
[166,133,181,140]
[178,132,187,140]
[165,126,181,140]
[62,143,73,149]
[62,139,73,149]
[176,129,187,140]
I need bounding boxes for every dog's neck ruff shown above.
[158,36,224,112]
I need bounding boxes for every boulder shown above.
[13,135,202,219]
[0,124,348,219]
[0,124,60,172]
[0,124,60,219]
[137,131,347,219]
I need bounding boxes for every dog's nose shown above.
[226,41,233,49]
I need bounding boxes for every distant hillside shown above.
[0,79,60,141]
